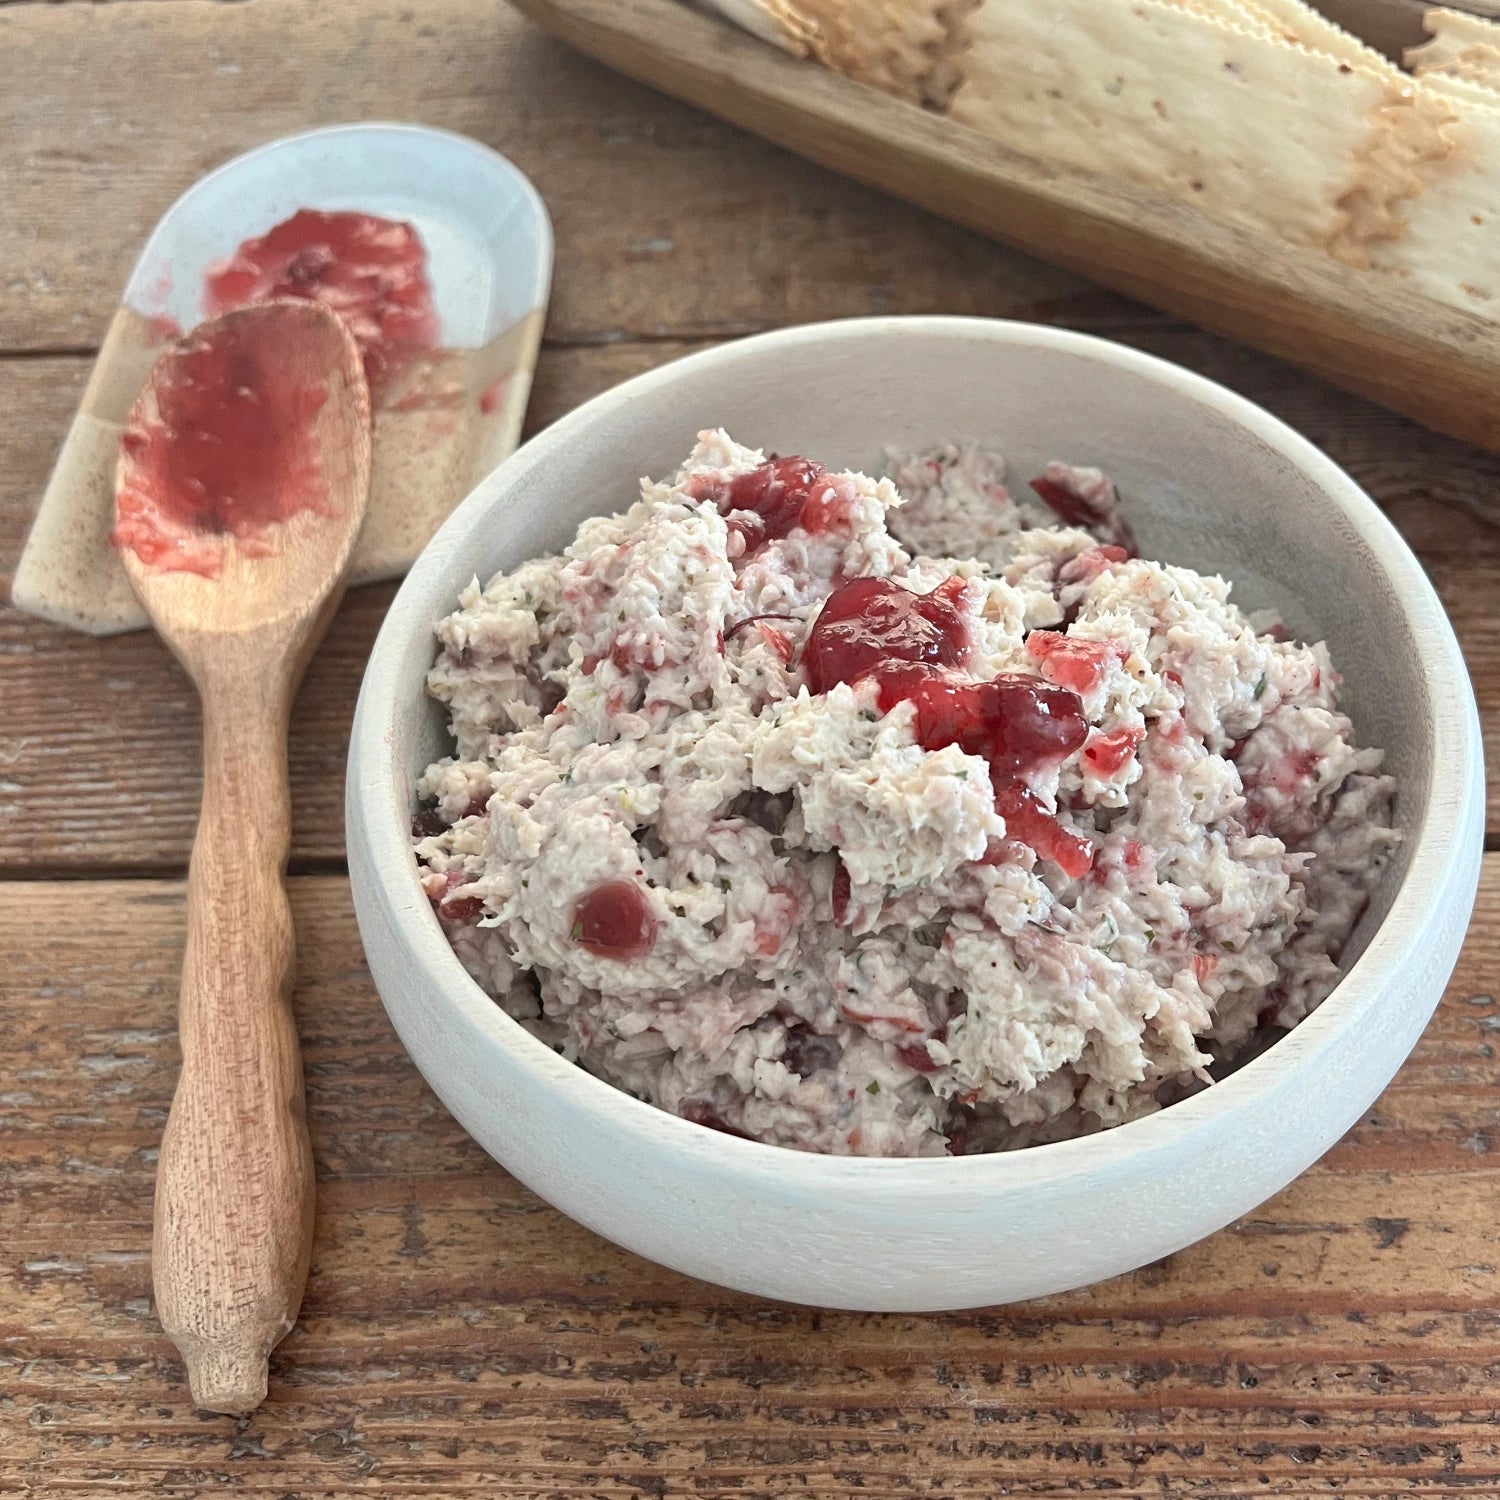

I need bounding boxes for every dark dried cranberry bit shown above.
[895,1041,941,1074]
[1030,475,1094,528]
[412,806,447,838]
[995,782,1094,879]
[438,893,485,923]
[571,879,658,959]
[831,859,852,926]
[782,1026,842,1078]
[462,794,490,819]
[802,577,970,695]
[1029,476,1137,554]
[679,1099,752,1139]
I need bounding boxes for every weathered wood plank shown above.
[1,865,1497,1494]
[3,325,1497,873]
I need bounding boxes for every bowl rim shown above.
[349,313,1483,1190]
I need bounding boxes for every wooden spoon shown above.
[116,300,372,1414]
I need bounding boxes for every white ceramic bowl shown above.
[347,317,1484,1311]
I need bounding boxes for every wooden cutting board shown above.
[514,0,1500,457]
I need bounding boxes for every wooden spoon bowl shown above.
[117,299,371,1414]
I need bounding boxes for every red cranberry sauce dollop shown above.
[804,577,1092,874]
[714,456,847,551]
[572,880,658,959]
[802,575,972,695]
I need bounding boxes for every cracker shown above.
[1442,52,1500,94]
[1223,0,1396,71]
[949,0,1397,250]
[1415,44,1500,96]
[872,0,985,108]
[765,0,980,107]
[1406,7,1500,74]
[1367,72,1500,310]
[923,0,984,108]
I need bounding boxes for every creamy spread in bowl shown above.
[412,429,1398,1158]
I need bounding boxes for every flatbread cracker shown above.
[776,0,978,106]
[1367,71,1500,310]
[949,0,1397,252]
[1224,0,1396,71]
[1406,8,1500,71]
[1412,42,1500,95]
[1441,53,1500,94]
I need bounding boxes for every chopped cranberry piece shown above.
[1025,630,1123,696]
[799,481,855,535]
[438,893,485,924]
[995,782,1094,879]
[803,577,971,695]
[841,1002,925,1033]
[1029,476,1094,529]
[1082,726,1144,776]
[719,456,838,550]
[831,860,852,926]
[571,880,658,959]
[1028,476,1137,553]
[412,806,447,838]
[896,1041,941,1074]
[462,794,490,819]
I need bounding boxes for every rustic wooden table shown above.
[3,2,1498,1495]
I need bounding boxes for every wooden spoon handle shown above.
[152,681,315,1414]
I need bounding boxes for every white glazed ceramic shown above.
[347,317,1484,1311]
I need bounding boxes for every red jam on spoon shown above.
[111,316,334,577]
[204,209,439,400]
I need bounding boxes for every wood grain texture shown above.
[2,867,1498,1495]
[120,303,371,1415]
